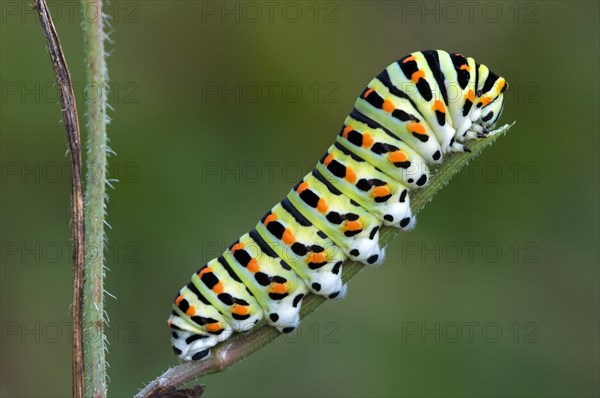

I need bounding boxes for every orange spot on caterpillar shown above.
[317,198,328,213]
[466,89,475,102]
[345,168,357,183]
[175,295,184,305]
[213,281,224,294]
[388,150,408,163]
[297,181,309,193]
[345,220,362,231]
[270,282,288,295]
[343,125,353,137]
[198,267,211,277]
[411,70,425,83]
[282,228,295,245]
[231,243,244,252]
[362,133,374,148]
[433,100,445,113]
[310,252,325,264]
[382,99,395,113]
[480,96,492,106]
[185,305,196,316]
[264,213,277,225]
[167,321,172,327]
[232,304,249,316]
[372,186,391,198]
[205,323,221,333]
[323,153,334,166]
[363,88,374,98]
[459,64,470,71]
[403,56,416,63]
[247,258,260,273]
[496,79,506,94]
[409,122,426,134]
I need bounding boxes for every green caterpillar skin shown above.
[168,49,508,361]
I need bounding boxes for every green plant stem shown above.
[82,0,109,396]
[136,123,515,398]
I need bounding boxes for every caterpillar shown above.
[168,49,509,361]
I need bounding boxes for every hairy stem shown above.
[136,123,515,398]
[34,0,86,396]
[81,0,110,396]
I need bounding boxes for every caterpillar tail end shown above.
[168,312,221,362]
[170,328,213,361]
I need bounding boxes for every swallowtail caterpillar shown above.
[168,49,509,361]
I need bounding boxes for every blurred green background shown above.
[1,1,598,397]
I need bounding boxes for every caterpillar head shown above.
[472,72,508,132]
[463,75,508,139]
[480,94,505,130]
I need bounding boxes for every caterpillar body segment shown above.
[288,171,385,265]
[316,144,414,230]
[380,52,456,152]
[223,231,310,334]
[355,77,444,164]
[337,114,431,190]
[256,201,348,298]
[192,257,263,332]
